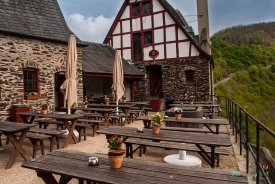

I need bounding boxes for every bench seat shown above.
[26,133,51,158]
[36,119,64,129]
[77,119,105,136]
[28,128,65,152]
[124,138,230,167]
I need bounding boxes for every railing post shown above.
[246,113,249,173]
[239,107,242,155]
[235,103,238,143]
[256,123,260,184]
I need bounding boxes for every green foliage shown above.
[212,22,275,158]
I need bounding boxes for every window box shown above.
[27,95,39,100]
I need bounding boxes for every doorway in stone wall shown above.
[147,65,162,99]
[54,72,65,111]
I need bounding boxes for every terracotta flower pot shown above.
[106,101,110,105]
[152,126,160,134]
[83,104,88,109]
[190,101,194,105]
[175,113,182,120]
[42,109,47,115]
[108,155,124,169]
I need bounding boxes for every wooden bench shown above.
[28,128,65,152]
[128,110,143,123]
[124,138,230,167]
[36,119,65,130]
[161,126,228,134]
[74,123,91,142]
[26,133,51,158]
[77,119,105,136]
[109,114,126,126]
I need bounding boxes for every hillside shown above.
[211,22,275,157]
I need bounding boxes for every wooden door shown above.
[148,66,162,98]
[55,72,65,111]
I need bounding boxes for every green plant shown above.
[83,101,89,105]
[174,107,183,114]
[104,97,110,102]
[107,135,125,156]
[41,103,48,110]
[190,95,196,101]
[149,112,164,127]
[122,96,126,100]
[27,92,38,96]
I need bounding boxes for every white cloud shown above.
[67,14,114,43]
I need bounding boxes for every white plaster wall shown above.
[166,43,177,58]
[178,42,190,57]
[143,46,153,60]
[122,20,130,33]
[166,26,176,42]
[113,35,121,49]
[154,28,164,43]
[121,5,130,19]
[191,44,200,56]
[142,16,152,30]
[178,29,188,40]
[153,0,164,12]
[123,49,131,60]
[132,18,141,31]
[122,34,131,47]
[113,22,121,34]
[165,12,175,25]
[155,44,164,59]
[153,13,163,28]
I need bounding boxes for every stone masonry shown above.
[133,58,211,102]
[0,34,84,121]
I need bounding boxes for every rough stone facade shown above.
[0,34,83,121]
[133,58,211,102]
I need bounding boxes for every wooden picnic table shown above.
[65,107,116,127]
[173,101,215,104]
[17,111,84,148]
[137,116,228,134]
[22,149,248,184]
[97,126,232,168]
[87,104,134,124]
[0,121,36,169]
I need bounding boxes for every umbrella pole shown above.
[68,107,71,115]
[116,100,119,115]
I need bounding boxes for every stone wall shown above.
[0,34,84,121]
[133,58,211,101]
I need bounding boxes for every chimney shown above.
[196,0,211,54]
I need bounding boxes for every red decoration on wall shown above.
[149,50,159,59]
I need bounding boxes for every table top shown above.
[173,101,215,104]
[97,126,231,147]
[169,103,220,107]
[0,121,36,133]
[22,149,248,184]
[110,101,150,105]
[137,116,229,125]
[87,104,134,108]
[63,107,116,112]
[17,111,85,120]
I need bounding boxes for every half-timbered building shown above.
[104,0,214,107]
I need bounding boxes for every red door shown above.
[148,66,162,98]
[55,72,66,111]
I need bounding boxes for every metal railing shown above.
[217,96,275,184]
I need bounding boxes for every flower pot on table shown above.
[152,126,160,134]
[42,109,48,115]
[175,113,182,120]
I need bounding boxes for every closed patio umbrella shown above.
[60,35,78,114]
[112,51,125,112]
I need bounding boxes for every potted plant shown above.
[122,96,126,103]
[41,103,48,114]
[174,107,183,120]
[83,100,89,109]
[189,95,196,105]
[148,112,164,134]
[26,92,39,100]
[107,135,125,169]
[104,97,110,105]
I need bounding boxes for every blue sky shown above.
[57,0,275,43]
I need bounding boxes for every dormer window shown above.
[143,2,151,15]
[133,4,140,16]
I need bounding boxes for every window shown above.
[143,2,151,15]
[132,2,151,16]
[24,68,38,97]
[133,33,142,61]
[185,70,194,83]
[133,4,140,16]
[144,32,152,44]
